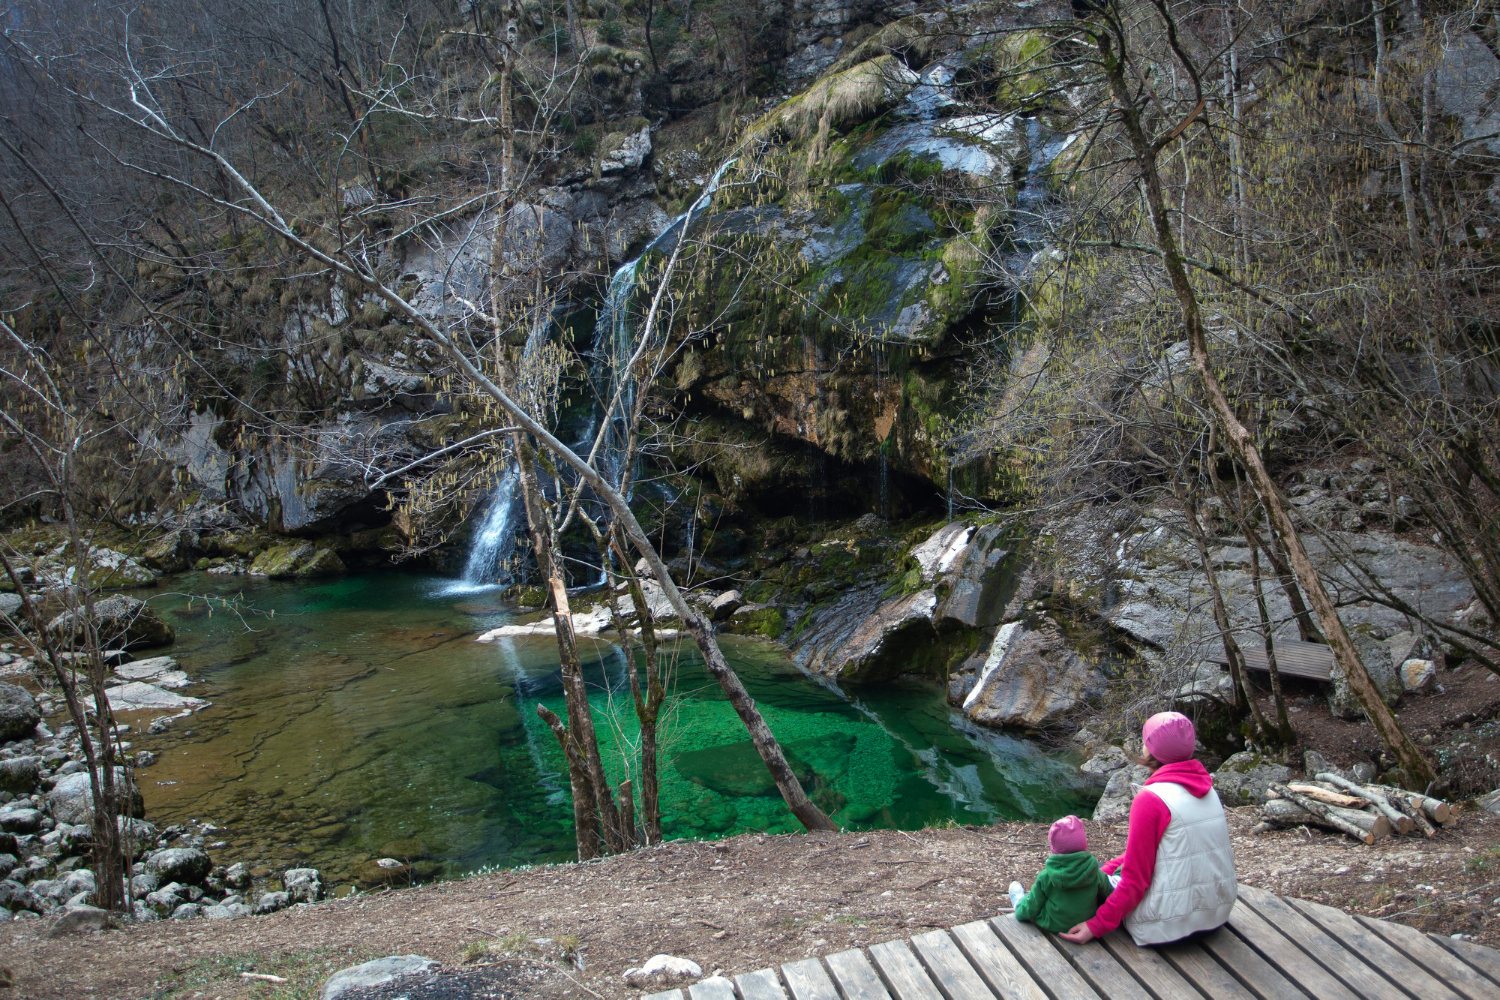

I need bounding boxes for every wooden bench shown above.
[1209,637,1336,682]
[642,883,1500,999]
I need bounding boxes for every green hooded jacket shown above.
[1014,851,1114,933]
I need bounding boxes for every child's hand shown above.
[1060,923,1095,944]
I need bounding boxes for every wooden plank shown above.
[1053,936,1153,999]
[689,980,738,1000]
[1197,921,1311,1000]
[642,991,685,1000]
[1209,639,1333,680]
[737,968,789,1000]
[1098,931,1208,998]
[1288,897,1460,1000]
[826,949,895,1000]
[1227,899,1359,1000]
[1356,916,1500,999]
[781,958,841,1000]
[950,920,1048,1000]
[988,916,1103,999]
[1157,939,1257,999]
[909,930,998,1000]
[1236,885,1416,997]
[869,939,945,1000]
[1431,935,1500,989]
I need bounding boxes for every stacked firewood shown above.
[1255,772,1455,845]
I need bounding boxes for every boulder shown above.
[0,855,16,880]
[0,683,40,742]
[910,523,973,581]
[283,867,324,903]
[170,902,202,920]
[1079,745,1130,782]
[0,807,42,834]
[61,869,95,903]
[0,592,21,621]
[142,530,196,573]
[48,595,175,650]
[0,757,40,794]
[962,621,1107,729]
[1477,789,1500,815]
[253,890,290,914]
[223,862,251,890]
[202,902,252,919]
[1327,632,1403,719]
[47,770,144,826]
[0,880,42,913]
[45,904,110,937]
[146,848,212,886]
[935,523,1018,629]
[1400,658,1436,693]
[249,542,346,579]
[1093,764,1152,824]
[1213,752,1291,806]
[129,872,159,899]
[321,956,439,1000]
[708,590,743,622]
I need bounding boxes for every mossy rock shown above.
[722,605,786,638]
[249,542,346,579]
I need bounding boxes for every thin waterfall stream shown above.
[443,159,739,590]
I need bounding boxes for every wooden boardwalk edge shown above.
[643,883,1500,1000]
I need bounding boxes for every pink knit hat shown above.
[1142,711,1197,764]
[1047,815,1087,854]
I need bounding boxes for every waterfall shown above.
[443,161,739,598]
[594,157,738,485]
[442,466,523,594]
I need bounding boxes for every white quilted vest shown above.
[1122,780,1237,946]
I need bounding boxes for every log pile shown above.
[1254,772,1454,845]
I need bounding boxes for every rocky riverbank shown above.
[0,678,331,931]
[8,813,1500,999]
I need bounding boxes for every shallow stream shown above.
[129,572,1096,889]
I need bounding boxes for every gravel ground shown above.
[7,809,1500,999]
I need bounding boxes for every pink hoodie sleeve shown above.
[1086,788,1172,937]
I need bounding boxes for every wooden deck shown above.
[1209,639,1336,682]
[642,884,1500,999]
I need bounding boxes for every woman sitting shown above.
[1060,711,1237,946]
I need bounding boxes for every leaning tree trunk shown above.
[515,438,632,854]
[1097,21,1436,787]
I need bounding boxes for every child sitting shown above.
[1007,815,1114,934]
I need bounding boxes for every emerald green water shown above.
[130,572,1096,889]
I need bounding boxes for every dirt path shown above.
[8,811,1500,999]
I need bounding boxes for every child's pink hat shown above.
[1143,711,1196,763]
[1048,815,1087,854]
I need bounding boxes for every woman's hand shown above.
[1060,923,1095,944]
